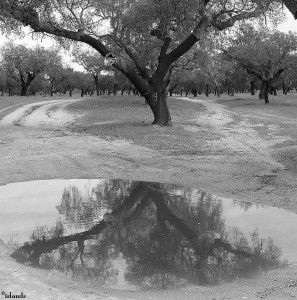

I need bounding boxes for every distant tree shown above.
[28,76,43,95]
[72,48,105,96]
[114,71,134,96]
[0,69,5,95]
[0,0,283,125]
[56,67,77,96]
[5,77,19,96]
[196,51,233,97]
[99,74,117,95]
[1,42,61,96]
[281,55,297,93]
[73,71,95,97]
[44,61,64,96]
[225,28,297,103]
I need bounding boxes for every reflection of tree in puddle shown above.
[11,180,285,289]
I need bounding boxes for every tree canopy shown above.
[1,41,61,95]
[225,27,297,102]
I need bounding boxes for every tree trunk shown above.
[94,73,100,96]
[20,73,35,96]
[205,84,209,97]
[283,80,287,95]
[81,89,84,97]
[250,81,256,95]
[192,88,198,97]
[216,86,221,98]
[20,83,30,96]
[169,84,178,96]
[146,89,171,126]
[259,80,269,103]
[229,87,234,96]
[113,84,117,95]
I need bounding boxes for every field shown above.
[1,91,297,299]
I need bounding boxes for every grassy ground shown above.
[3,91,297,162]
[67,95,220,156]
[0,93,84,110]
[216,92,297,174]
[0,95,44,110]
[66,92,297,171]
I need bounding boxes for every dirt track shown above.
[1,96,296,210]
[1,96,297,299]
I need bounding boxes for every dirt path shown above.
[0,99,82,127]
[1,97,297,299]
[177,97,286,167]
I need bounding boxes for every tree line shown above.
[2,24,297,104]
[0,42,136,97]
[0,0,290,126]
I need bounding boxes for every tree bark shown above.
[20,73,35,96]
[145,89,171,126]
[259,80,269,103]
[205,84,209,97]
[192,88,198,97]
[250,81,256,95]
[283,80,287,95]
[259,80,269,104]
[215,86,221,97]
[20,83,29,96]
[93,73,100,96]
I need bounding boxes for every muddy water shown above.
[0,179,296,291]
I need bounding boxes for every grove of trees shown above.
[0,0,288,126]
[0,41,127,97]
[0,1,297,124]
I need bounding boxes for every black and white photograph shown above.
[0,1,297,299]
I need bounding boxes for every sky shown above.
[0,7,296,71]
[277,7,297,32]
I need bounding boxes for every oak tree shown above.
[72,48,105,96]
[1,42,61,96]
[226,28,297,103]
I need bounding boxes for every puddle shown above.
[0,179,296,291]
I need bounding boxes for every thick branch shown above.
[113,36,150,79]
[7,6,152,96]
[212,10,264,31]
[160,37,172,57]
[166,16,208,64]
[283,0,297,19]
